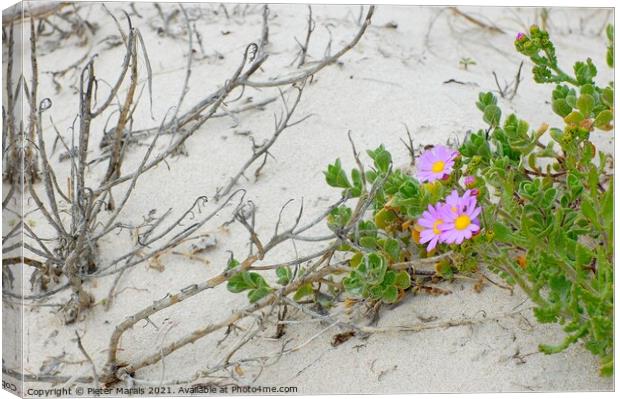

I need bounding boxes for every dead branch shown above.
[2,23,20,185]
[75,331,99,387]
[4,4,383,386]
[243,6,375,88]
[492,61,524,100]
[102,261,347,386]
[400,123,416,166]
[2,2,71,27]
[448,7,505,34]
[101,172,387,385]
[293,6,315,67]
[214,83,310,201]
[119,4,372,150]
[102,28,139,210]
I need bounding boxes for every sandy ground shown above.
[2,2,615,395]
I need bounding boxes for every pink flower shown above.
[417,202,448,251]
[463,175,475,187]
[516,32,526,41]
[416,145,458,183]
[440,190,481,244]
[445,189,474,213]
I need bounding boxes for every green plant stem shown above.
[548,250,596,294]
[487,244,549,309]
[543,48,579,85]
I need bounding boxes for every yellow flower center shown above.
[431,161,445,173]
[432,219,443,235]
[455,215,471,230]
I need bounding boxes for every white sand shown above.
[2,2,614,395]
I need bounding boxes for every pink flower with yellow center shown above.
[416,145,458,183]
[417,203,448,251]
[445,189,474,214]
[440,190,481,244]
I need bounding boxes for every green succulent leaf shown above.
[293,283,314,301]
[276,266,292,285]
[319,25,615,375]
[227,273,251,293]
[394,271,411,289]
[248,286,273,303]
[383,238,401,261]
[227,271,271,301]
[382,286,399,303]
[483,104,502,127]
[574,59,597,85]
[576,94,595,116]
[594,110,613,129]
[227,256,240,270]
[328,206,352,231]
[564,111,584,125]
[552,99,572,117]
[367,145,392,174]
[325,159,351,188]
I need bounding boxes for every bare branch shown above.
[214,83,308,201]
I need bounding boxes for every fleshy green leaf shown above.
[248,286,273,303]
[367,145,392,174]
[483,104,502,127]
[382,285,398,303]
[576,94,595,116]
[227,273,250,293]
[383,238,400,261]
[293,283,314,301]
[594,110,613,129]
[552,99,572,117]
[394,271,411,289]
[276,266,292,285]
[324,159,351,188]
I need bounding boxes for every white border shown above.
[0,1,617,399]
